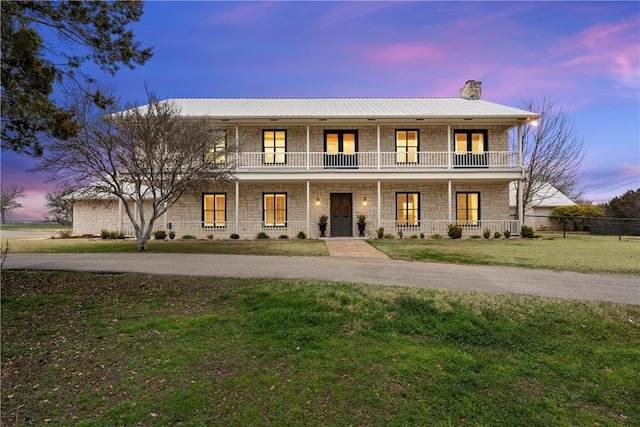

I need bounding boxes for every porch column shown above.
[447,124,452,169]
[517,124,524,224]
[377,179,381,230]
[306,125,310,170]
[118,198,123,233]
[163,201,167,231]
[235,125,239,167]
[235,181,239,235]
[376,125,381,170]
[448,180,452,223]
[306,179,310,236]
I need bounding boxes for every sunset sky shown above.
[2,1,638,221]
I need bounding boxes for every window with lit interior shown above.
[205,130,227,164]
[456,192,480,226]
[396,192,420,227]
[264,193,287,227]
[263,130,286,164]
[396,130,419,164]
[202,193,226,228]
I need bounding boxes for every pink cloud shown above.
[361,43,442,65]
[555,17,640,91]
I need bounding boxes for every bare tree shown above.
[36,89,238,250]
[0,185,25,224]
[511,99,584,218]
[45,187,75,225]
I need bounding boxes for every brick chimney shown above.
[460,80,482,100]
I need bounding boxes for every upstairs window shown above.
[454,130,487,153]
[205,130,227,164]
[396,130,419,164]
[203,193,226,227]
[264,193,287,227]
[454,130,488,167]
[263,130,286,164]
[396,192,420,226]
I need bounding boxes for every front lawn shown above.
[2,271,639,426]
[369,234,640,274]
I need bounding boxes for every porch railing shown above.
[235,151,518,170]
[119,219,520,239]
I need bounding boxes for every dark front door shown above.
[330,193,353,237]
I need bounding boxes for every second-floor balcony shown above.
[233,151,519,171]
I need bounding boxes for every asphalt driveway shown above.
[4,253,639,305]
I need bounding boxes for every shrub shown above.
[318,215,328,225]
[409,234,418,239]
[470,235,482,239]
[503,230,511,239]
[182,234,197,240]
[153,230,167,240]
[520,225,534,238]
[297,231,306,240]
[384,233,395,239]
[278,234,289,240]
[256,232,270,240]
[430,234,443,240]
[58,230,72,239]
[376,227,384,239]
[483,228,491,239]
[207,234,214,240]
[168,230,176,240]
[494,231,502,239]
[420,232,425,239]
[100,229,124,239]
[230,233,240,240]
[447,223,462,239]
[397,230,403,239]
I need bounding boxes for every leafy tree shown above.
[551,204,604,231]
[0,185,25,224]
[602,189,640,219]
[511,99,584,218]
[36,89,239,251]
[46,187,74,226]
[1,1,153,156]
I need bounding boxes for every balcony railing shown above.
[234,151,518,170]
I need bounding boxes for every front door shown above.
[330,193,353,236]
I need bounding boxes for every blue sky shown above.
[2,1,639,221]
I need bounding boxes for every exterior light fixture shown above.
[315,197,320,207]
[363,197,368,207]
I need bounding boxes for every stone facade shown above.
[71,106,523,239]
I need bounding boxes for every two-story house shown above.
[72,80,539,239]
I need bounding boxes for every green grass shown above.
[369,234,640,274]
[2,270,639,426]
[0,224,71,232]
[5,238,329,256]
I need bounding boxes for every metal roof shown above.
[157,97,538,120]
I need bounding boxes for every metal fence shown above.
[526,215,640,236]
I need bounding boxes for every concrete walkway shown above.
[3,253,638,305]
[323,239,389,259]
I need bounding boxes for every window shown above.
[263,130,286,164]
[205,130,227,164]
[396,130,419,164]
[396,192,420,227]
[456,192,480,226]
[203,193,226,227]
[324,130,358,168]
[264,193,287,226]
[453,130,488,167]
